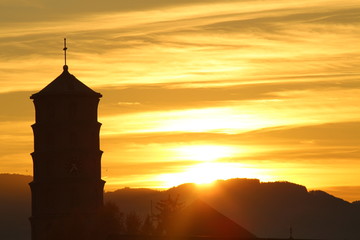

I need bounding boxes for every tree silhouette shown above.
[155,195,184,235]
[125,211,142,235]
[94,202,124,238]
[141,214,155,236]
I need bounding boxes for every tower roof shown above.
[30,65,102,99]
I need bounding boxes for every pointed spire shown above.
[63,38,68,70]
[30,38,102,99]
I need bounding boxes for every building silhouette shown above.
[29,62,105,240]
[166,199,256,238]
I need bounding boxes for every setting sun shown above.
[156,144,267,186]
[1,0,360,239]
[159,162,273,187]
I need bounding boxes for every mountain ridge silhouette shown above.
[1,174,359,240]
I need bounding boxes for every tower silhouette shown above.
[29,49,105,239]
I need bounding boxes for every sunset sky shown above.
[1,0,360,201]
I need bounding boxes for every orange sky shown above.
[0,0,360,201]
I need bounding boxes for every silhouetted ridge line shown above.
[2,175,360,239]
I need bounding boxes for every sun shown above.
[158,144,271,187]
[159,162,270,188]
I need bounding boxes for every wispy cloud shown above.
[1,0,359,91]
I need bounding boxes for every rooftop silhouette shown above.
[30,65,102,98]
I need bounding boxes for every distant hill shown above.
[0,174,32,240]
[1,174,360,240]
[105,179,360,240]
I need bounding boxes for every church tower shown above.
[29,40,105,240]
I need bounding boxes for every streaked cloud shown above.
[1,0,359,90]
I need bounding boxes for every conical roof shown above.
[30,65,102,99]
[168,199,257,238]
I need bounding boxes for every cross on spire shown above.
[63,38,68,66]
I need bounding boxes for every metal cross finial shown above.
[63,38,68,66]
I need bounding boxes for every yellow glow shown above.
[101,107,291,135]
[159,162,273,187]
[154,108,280,133]
[2,0,360,203]
[173,145,236,161]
